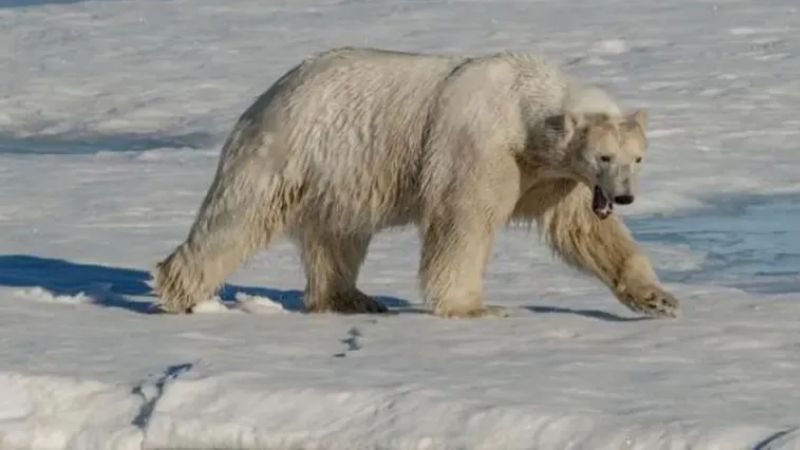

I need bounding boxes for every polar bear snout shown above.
[613,194,634,205]
[595,163,638,210]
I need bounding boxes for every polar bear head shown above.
[544,110,648,219]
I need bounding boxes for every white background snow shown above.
[1,0,799,449]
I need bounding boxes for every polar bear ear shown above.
[545,112,583,146]
[629,109,648,130]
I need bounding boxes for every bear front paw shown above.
[617,285,680,318]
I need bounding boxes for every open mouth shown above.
[593,185,613,219]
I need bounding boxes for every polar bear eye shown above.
[635,157,643,163]
[599,155,613,163]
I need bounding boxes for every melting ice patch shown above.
[631,194,800,294]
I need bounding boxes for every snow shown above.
[1,0,800,448]
[233,292,288,315]
[11,287,91,304]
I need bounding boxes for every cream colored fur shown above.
[153,47,679,318]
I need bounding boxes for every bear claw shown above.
[620,285,680,318]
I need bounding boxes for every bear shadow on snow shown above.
[525,305,651,322]
[0,254,409,314]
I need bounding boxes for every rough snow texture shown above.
[1,0,800,449]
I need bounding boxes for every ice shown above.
[233,292,288,315]
[190,297,234,314]
[631,195,800,293]
[590,38,629,55]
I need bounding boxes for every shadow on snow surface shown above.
[0,254,306,313]
[0,255,412,314]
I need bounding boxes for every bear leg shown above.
[154,215,279,313]
[535,183,680,318]
[419,217,499,318]
[154,176,294,313]
[299,231,387,314]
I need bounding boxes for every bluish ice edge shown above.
[631,194,800,294]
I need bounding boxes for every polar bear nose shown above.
[614,195,634,205]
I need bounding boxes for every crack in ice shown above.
[131,362,194,429]
[753,427,798,450]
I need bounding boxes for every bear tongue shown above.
[593,185,613,219]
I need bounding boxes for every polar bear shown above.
[154,47,679,318]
